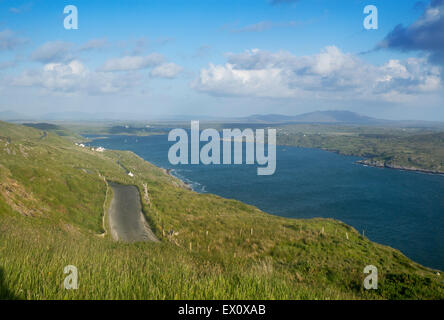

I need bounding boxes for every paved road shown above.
[107,182,158,242]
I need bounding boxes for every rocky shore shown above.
[357,159,444,175]
[162,168,193,190]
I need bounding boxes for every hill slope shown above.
[0,121,442,299]
[244,111,381,124]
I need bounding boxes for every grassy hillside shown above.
[0,121,442,299]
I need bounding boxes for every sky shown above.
[0,0,443,120]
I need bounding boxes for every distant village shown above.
[74,142,134,177]
[75,142,105,153]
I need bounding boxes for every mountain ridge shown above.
[243,110,383,124]
[2,109,444,125]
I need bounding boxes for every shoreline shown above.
[356,159,444,176]
[285,144,444,177]
[162,168,194,191]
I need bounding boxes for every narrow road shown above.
[107,182,158,242]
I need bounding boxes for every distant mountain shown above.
[244,114,300,123]
[2,109,443,127]
[38,112,228,122]
[38,112,216,121]
[40,112,140,121]
[243,111,383,124]
[0,110,29,121]
[293,110,379,123]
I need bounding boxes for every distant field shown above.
[58,122,170,137]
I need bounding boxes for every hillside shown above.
[0,121,442,299]
[242,111,381,124]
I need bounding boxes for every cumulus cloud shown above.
[0,29,28,51]
[377,0,444,64]
[131,37,148,55]
[31,38,110,62]
[194,62,292,97]
[232,21,274,33]
[31,41,73,63]
[193,46,442,101]
[150,63,183,78]
[100,54,165,72]
[0,60,16,70]
[13,60,138,94]
[79,38,109,51]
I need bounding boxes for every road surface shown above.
[107,182,158,242]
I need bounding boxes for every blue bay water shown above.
[88,134,444,270]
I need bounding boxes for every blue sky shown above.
[0,0,443,120]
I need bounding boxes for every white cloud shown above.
[0,29,28,51]
[193,46,442,101]
[232,21,274,33]
[100,54,165,72]
[80,38,109,51]
[13,60,138,94]
[194,63,293,97]
[31,41,73,63]
[0,59,16,70]
[150,62,183,78]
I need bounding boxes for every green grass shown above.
[0,121,442,300]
